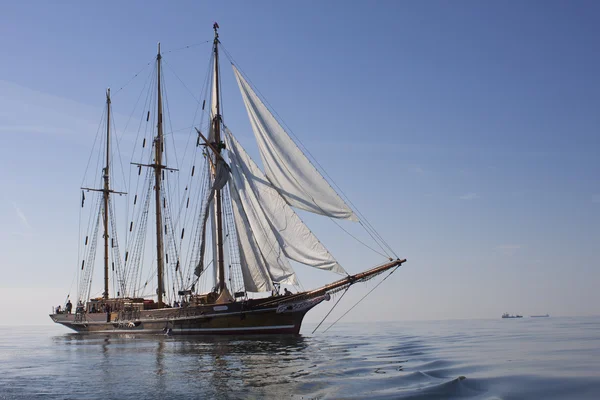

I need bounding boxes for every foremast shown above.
[212,23,227,294]
[154,43,166,308]
[102,89,111,299]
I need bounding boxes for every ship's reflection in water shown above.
[15,319,600,399]
[58,333,317,399]
[167,335,312,399]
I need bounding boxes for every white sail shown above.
[229,187,275,292]
[226,129,346,275]
[232,66,358,221]
[226,135,298,288]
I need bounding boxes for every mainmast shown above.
[212,23,226,293]
[154,43,166,308]
[102,88,111,300]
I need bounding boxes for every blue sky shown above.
[1,1,598,324]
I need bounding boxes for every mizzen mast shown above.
[212,23,226,293]
[81,88,125,299]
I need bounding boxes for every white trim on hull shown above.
[173,325,296,333]
[91,325,297,334]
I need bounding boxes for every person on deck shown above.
[65,300,72,314]
[272,284,281,297]
[284,288,292,296]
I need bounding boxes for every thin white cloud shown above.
[409,165,424,174]
[459,192,479,200]
[0,80,139,147]
[496,244,522,256]
[13,203,31,230]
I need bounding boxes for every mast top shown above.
[157,42,161,59]
[213,22,219,40]
[106,87,110,102]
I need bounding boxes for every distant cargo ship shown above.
[531,314,550,318]
[502,313,523,319]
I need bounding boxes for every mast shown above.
[212,23,226,293]
[81,89,126,299]
[154,43,166,307]
[103,88,111,299]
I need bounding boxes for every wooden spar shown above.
[306,258,406,296]
[103,88,111,300]
[195,127,225,163]
[212,24,226,293]
[154,42,165,308]
[261,259,406,307]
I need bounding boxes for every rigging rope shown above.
[322,265,400,334]
[159,63,186,298]
[112,58,154,96]
[312,286,349,334]
[179,51,214,190]
[80,108,107,188]
[163,41,212,54]
[162,59,203,105]
[107,94,129,199]
[219,45,395,260]
[122,63,155,258]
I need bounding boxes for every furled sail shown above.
[207,55,220,286]
[226,129,346,275]
[194,159,230,277]
[232,66,358,221]
[208,55,219,143]
[209,204,217,288]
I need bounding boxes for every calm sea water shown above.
[1,317,599,399]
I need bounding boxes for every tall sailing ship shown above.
[50,25,406,335]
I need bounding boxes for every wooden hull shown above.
[50,259,406,336]
[50,294,328,335]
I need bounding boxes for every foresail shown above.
[229,188,275,292]
[229,178,297,289]
[232,65,358,222]
[227,139,298,288]
[226,129,347,276]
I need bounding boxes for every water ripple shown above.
[1,317,600,399]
